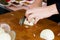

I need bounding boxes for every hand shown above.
[25,4,58,24]
[6,4,29,11]
[23,0,42,9]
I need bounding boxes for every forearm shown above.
[47,4,59,15]
[38,4,59,18]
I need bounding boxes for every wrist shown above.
[47,4,59,15]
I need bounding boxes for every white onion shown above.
[1,23,10,32]
[24,19,35,26]
[0,33,11,40]
[40,29,55,40]
[0,28,5,34]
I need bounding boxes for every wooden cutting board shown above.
[0,9,60,40]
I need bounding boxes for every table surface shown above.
[0,10,60,40]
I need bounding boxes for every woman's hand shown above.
[25,4,58,24]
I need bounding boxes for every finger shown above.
[34,18,40,24]
[27,14,35,22]
[25,9,33,17]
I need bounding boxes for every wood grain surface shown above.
[0,9,60,40]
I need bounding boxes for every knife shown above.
[19,16,26,25]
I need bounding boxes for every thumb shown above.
[27,14,35,22]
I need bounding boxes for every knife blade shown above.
[19,16,26,25]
